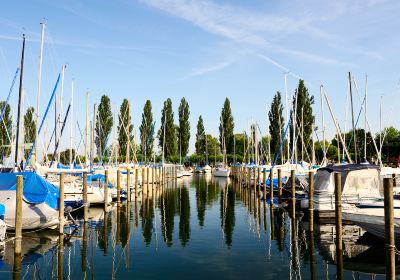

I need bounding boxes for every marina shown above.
[1,1,400,279]
[0,173,396,279]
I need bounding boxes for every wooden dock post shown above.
[253,168,257,189]
[269,168,274,205]
[334,172,343,279]
[104,169,109,209]
[58,232,64,280]
[135,168,138,199]
[142,167,145,191]
[290,168,296,265]
[117,170,121,207]
[384,177,395,280]
[152,166,155,185]
[59,173,65,235]
[83,172,88,222]
[278,168,282,202]
[257,167,261,188]
[247,167,251,187]
[15,175,23,254]
[81,220,88,278]
[308,171,314,232]
[263,168,266,201]
[146,167,150,191]
[291,169,296,208]
[127,168,131,202]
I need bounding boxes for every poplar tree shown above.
[95,95,113,157]
[23,107,36,158]
[219,98,235,154]
[178,97,190,157]
[0,102,12,161]
[195,115,205,155]
[118,99,133,160]
[268,91,284,159]
[290,80,315,160]
[139,100,154,162]
[158,98,177,159]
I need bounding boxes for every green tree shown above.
[0,101,12,161]
[158,98,177,160]
[332,129,375,163]
[23,107,36,158]
[268,91,284,160]
[139,100,154,162]
[290,80,315,161]
[118,99,133,160]
[205,134,221,158]
[375,126,400,164]
[95,95,113,158]
[178,98,190,157]
[195,115,205,155]
[219,98,235,155]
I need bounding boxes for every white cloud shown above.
[183,59,234,79]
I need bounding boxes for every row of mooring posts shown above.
[12,165,181,238]
[11,164,182,278]
[231,165,397,279]
[230,166,284,203]
[332,173,396,280]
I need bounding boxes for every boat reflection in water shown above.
[0,175,395,279]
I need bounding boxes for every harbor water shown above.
[0,175,392,279]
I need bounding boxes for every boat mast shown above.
[85,92,89,166]
[301,107,304,162]
[284,72,290,163]
[162,107,166,165]
[14,34,25,169]
[69,79,74,166]
[36,22,45,162]
[126,100,130,164]
[92,103,96,165]
[379,96,383,160]
[57,65,66,163]
[322,87,353,163]
[349,72,357,163]
[320,85,326,165]
[364,75,368,162]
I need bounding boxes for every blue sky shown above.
[1,0,400,155]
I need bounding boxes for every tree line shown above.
[1,79,399,166]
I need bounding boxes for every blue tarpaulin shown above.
[0,172,59,209]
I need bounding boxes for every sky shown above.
[1,0,400,156]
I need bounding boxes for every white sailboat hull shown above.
[213,168,230,178]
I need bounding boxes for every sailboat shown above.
[0,34,60,231]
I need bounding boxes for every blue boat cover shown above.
[0,203,4,219]
[86,174,114,188]
[0,172,59,209]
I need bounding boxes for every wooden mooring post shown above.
[269,168,274,205]
[117,170,121,207]
[278,169,282,202]
[15,175,23,254]
[308,171,314,232]
[263,168,266,201]
[384,177,395,280]
[127,168,131,202]
[135,168,138,199]
[59,173,65,235]
[104,170,109,209]
[83,172,88,222]
[334,172,343,280]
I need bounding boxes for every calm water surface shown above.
[0,175,391,279]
